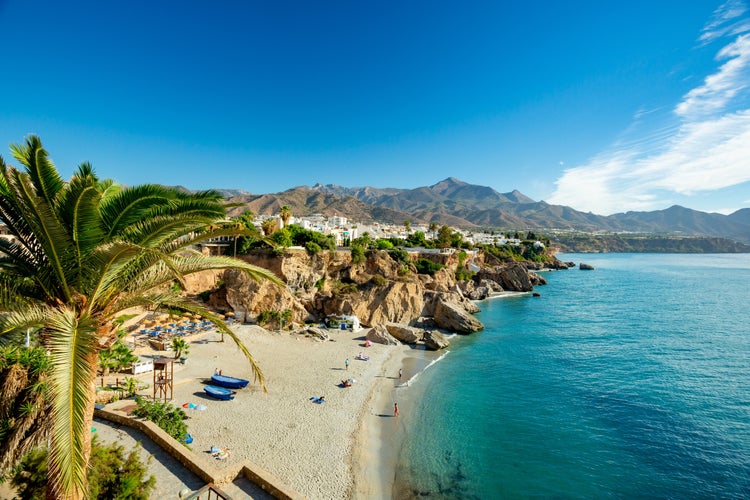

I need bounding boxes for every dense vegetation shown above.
[10,437,155,500]
[131,397,190,445]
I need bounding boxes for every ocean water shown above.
[393,254,750,499]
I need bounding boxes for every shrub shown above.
[305,241,322,254]
[132,397,189,444]
[370,274,388,287]
[375,239,393,249]
[350,245,365,264]
[414,258,445,276]
[388,248,410,265]
[455,268,476,281]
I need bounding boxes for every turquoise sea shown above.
[392,253,750,499]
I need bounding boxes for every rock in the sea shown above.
[476,262,535,292]
[366,324,400,345]
[433,299,483,334]
[384,323,423,344]
[579,263,595,270]
[460,278,503,300]
[423,330,450,350]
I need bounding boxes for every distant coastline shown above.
[552,234,750,253]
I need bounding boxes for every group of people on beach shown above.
[342,354,401,416]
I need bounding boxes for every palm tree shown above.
[0,136,282,499]
[429,222,438,240]
[261,218,278,236]
[279,205,291,228]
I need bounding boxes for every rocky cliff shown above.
[187,248,569,340]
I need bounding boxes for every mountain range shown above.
[220,177,750,244]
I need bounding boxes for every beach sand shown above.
[144,324,411,499]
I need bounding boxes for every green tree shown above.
[404,220,411,234]
[230,210,260,256]
[0,136,281,499]
[271,227,293,248]
[407,230,426,247]
[437,225,453,248]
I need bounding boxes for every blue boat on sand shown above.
[211,373,250,389]
[204,385,235,400]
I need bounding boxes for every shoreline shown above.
[353,344,448,498]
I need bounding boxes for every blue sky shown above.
[1,1,749,216]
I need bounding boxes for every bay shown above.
[393,253,750,499]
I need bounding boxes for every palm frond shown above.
[99,184,216,238]
[9,136,65,207]
[158,297,266,392]
[57,171,106,262]
[0,306,46,345]
[0,273,39,311]
[161,226,259,253]
[46,307,97,499]
[120,213,217,248]
[168,255,284,286]
[6,168,75,301]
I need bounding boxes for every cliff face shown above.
[186,248,561,334]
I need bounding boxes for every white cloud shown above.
[549,11,750,216]
[700,0,748,43]
[549,111,750,214]
[676,34,750,118]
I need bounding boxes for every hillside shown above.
[215,178,750,244]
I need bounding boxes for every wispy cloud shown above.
[676,34,750,118]
[549,4,750,215]
[700,0,748,44]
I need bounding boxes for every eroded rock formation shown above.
[185,247,562,338]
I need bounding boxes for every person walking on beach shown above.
[394,402,399,417]
[345,358,349,371]
[398,368,402,379]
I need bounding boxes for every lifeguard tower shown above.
[153,357,174,401]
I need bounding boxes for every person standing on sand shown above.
[345,358,349,370]
[398,368,402,379]
[394,402,399,416]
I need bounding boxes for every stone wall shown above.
[94,407,303,500]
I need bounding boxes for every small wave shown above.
[395,351,450,388]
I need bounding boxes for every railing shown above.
[182,483,232,500]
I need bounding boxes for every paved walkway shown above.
[93,416,274,499]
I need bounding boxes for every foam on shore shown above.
[352,345,450,498]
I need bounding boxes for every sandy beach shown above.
[122,324,411,499]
